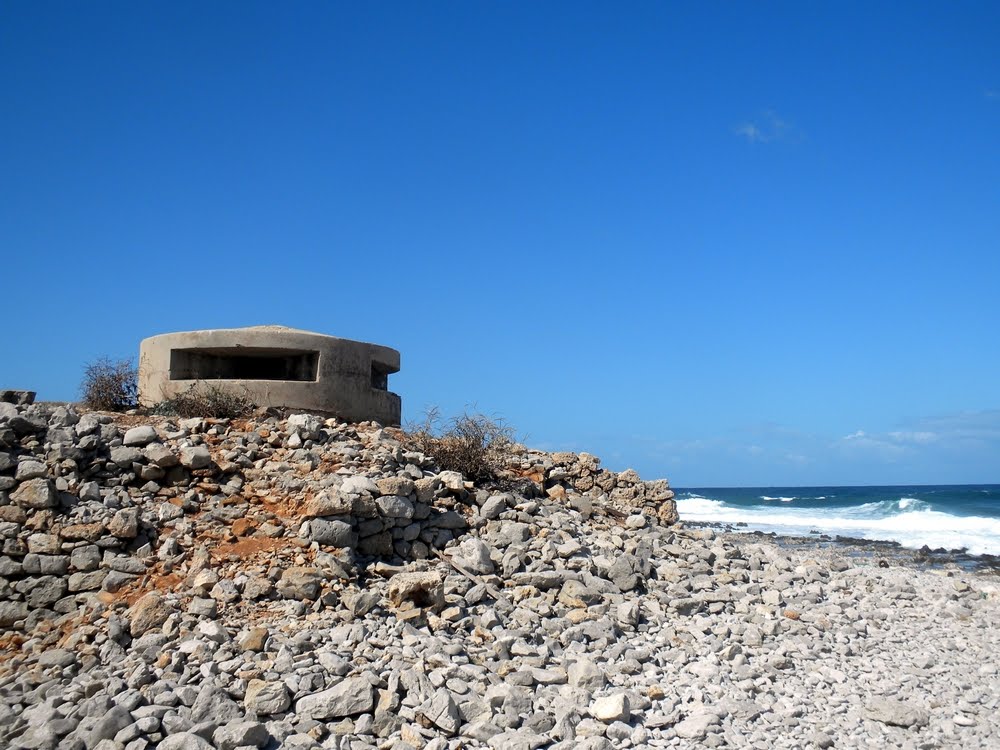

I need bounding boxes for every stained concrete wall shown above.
[138,326,401,425]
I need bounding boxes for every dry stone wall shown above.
[0,402,675,637]
[516,450,678,526]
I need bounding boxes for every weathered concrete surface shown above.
[138,325,400,425]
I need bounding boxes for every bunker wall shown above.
[138,328,400,425]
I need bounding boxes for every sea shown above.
[675,485,1000,557]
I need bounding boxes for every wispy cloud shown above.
[735,123,766,142]
[899,410,1000,443]
[838,430,906,459]
[887,430,938,445]
[734,110,796,143]
[601,409,1000,484]
[837,410,1000,459]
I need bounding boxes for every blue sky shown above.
[2,3,998,486]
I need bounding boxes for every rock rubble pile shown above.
[1,401,998,749]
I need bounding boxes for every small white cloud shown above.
[734,110,796,143]
[735,123,765,142]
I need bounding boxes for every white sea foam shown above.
[677,497,727,515]
[676,496,1000,556]
[760,496,796,502]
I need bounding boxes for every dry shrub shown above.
[80,357,138,412]
[405,408,517,484]
[149,383,257,419]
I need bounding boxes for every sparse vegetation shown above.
[80,357,138,412]
[148,383,257,419]
[404,407,518,484]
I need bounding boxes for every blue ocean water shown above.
[675,485,1000,556]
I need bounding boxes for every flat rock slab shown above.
[296,675,375,720]
[864,697,929,728]
[674,711,722,739]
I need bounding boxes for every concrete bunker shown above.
[139,326,400,425]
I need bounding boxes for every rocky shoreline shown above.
[1,401,998,749]
[688,523,1000,574]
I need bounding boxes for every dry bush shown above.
[404,408,518,484]
[80,357,138,412]
[149,384,257,419]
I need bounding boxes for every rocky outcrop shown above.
[1,401,996,749]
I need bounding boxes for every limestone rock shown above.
[107,508,140,538]
[341,475,379,496]
[213,720,269,750]
[109,446,141,468]
[449,537,495,575]
[180,445,212,469]
[123,425,158,446]
[14,460,47,481]
[480,494,508,520]
[674,711,720,739]
[277,567,324,600]
[864,698,929,728]
[82,704,133,748]
[559,579,602,608]
[159,734,214,750]
[244,680,291,715]
[144,443,179,468]
[590,693,630,723]
[60,522,105,542]
[569,659,606,691]
[11,478,57,509]
[190,683,244,724]
[303,490,351,517]
[376,476,415,497]
[0,601,29,627]
[237,627,269,652]
[437,471,465,491]
[387,571,445,611]
[418,690,461,735]
[0,389,34,405]
[128,593,172,636]
[287,413,323,439]
[306,518,356,548]
[296,675,375,720]
[376,494,414,519]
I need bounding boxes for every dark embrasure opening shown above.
[371,362,391,391]
[169,348,319,382]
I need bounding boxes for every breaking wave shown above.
[676,493,1000,556]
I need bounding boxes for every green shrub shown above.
[80,357,138,412]
[404,408,517,484]
[149,383,257,419]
